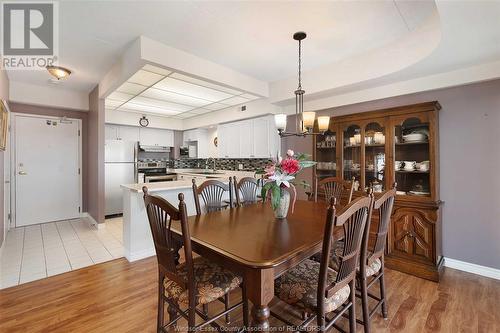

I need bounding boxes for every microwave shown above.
[179,146,189,158]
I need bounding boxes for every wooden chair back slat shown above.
[365,184,397,264]
[318,195,373,301]
[142,187,194,291]
[192,178,233,215]
[233,176,259,206]
[315,176,355,205]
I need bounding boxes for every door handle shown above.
[18,171,27,175]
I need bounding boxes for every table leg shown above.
[245,268,274,331]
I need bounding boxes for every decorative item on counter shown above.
[256,149,316,219]
[366,163,375,171]
[395,160,402,170]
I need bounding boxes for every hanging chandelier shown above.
[274,32,330,137]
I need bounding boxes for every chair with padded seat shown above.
[233,176,259,206]
[192,178,234,214]
[314,176,355,206]
[271,195,374,332]
[356,183,397,333]
[143,187,248,332]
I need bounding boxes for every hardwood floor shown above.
[0,257,498,333]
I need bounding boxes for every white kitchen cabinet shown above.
[105,124,141,142]
[238,120,254,158]
[217,124,229,158]
[139,127,174,146]
[182,129,209,158]
[216,115,280,159]
[226,123,240,158]
[253,117,271,158]
[105,125,119,140]
[118,126,139,142]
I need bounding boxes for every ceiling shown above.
[6,0,436,92]
[4,0,500,120]
[105,65,259,119]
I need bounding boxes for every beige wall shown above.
[0,70,8,248]
[88,86,105,224]
[282,79,500,269]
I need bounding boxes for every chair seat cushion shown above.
[163,257,242,305]
[274,259,351,313]
[313,241,382,277]
[311,239,344,271]
[359,254,382,277]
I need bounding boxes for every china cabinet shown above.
[313,101,443,281]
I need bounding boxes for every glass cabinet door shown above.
[394,117,431,197]
[343,125,361,185]
[315,130,337,180]
[364,122,386,192]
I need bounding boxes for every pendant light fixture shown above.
[274,32,330,137]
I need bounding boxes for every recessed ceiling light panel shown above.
[128,70,164,86]
[154,77,233,102]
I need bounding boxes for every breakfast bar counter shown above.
[120,169,255,261]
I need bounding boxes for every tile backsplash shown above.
[172,158,271,171]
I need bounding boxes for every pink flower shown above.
[286,149,294,157]
[281,158,300,174]
[264,163,276,176]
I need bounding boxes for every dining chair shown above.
[191,178,238,322]
[314,176,355,206]
[272,195,374,332]
[142,187,247,332]
[356,183,397,333]
[192,178,234,215]
[233,176,259,206]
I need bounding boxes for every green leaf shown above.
[261,182,272,201]
[271,186,281,210]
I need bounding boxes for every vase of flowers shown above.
[257,150,316,219]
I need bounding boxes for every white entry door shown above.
[15,115,81,226]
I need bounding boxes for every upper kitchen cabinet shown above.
[239,120,254,157]
[139,127,174,147]
[217,115,279,158]
[183,129,209,158]
[105,125,139,141]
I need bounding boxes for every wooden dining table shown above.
[169,200,343,330]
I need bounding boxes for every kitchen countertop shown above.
[121,169,257,193]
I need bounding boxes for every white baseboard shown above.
[125,248,156,262]
[82,212,105,229]
[444,257,500,280]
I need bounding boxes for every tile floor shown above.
[0,217,123,289]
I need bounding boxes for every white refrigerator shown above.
[105,140,138,216]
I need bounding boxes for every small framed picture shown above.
[0,100,9,151]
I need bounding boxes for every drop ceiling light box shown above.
[105,64,260,119]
